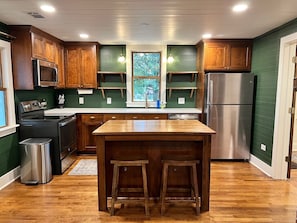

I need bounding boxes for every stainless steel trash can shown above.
[19,138,52,184]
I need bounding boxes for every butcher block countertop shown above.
[93,119,215,135]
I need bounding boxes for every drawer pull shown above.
[154,117,160,119]
[90,116,96,120]
[132,116,138,119]
[111,116,116,119]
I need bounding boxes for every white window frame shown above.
[126,45,167,107]
[0,39,18,137]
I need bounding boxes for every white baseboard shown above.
[249,154,272,177]
[0,166,20,190]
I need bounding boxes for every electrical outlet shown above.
[178,97,185,104]
[260,143,266,151]
[107,97,112,104]
[79,97,84,104]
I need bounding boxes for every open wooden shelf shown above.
[98,87,126,99]
[166,86,198,98]
[97,71,126,83]
[167,71,198,82]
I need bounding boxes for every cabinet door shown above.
[228,42,252,71]
[32,33,56,62]
[204,42,228,71]
[65,47,81,88]
[44,38,56,62]
[80,46,97,88]
[32,33,45,59]
[80,114,104,152]
[55,43,65,88]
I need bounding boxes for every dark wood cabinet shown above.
[77,114,104,153]
[55,43,65,88]
[31,32,56,62]
[9,25,63,90]
[77,113,168,154]
[196,39,252,72]
[64,42,99,88]
[125,114,168,120]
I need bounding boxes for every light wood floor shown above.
[1,156,297,223]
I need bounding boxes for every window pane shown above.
[132,52,161,102]
[133,79,160,101]
[133,53,161,77]
[0,90,6,127]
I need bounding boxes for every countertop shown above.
[93,119,215,135]
[44,107,202,116]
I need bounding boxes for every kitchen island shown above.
[92,119,215,212]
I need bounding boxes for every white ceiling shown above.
[0,0,297,45]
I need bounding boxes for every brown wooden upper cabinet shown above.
[64,42,99,88]
[196,39,253,72]
[31,32,56,62]
[9,25,64,90]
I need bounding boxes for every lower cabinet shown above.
[77,114,104,153]
[77,113,168,153]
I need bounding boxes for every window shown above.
[0,39,18,137]
[132,52,161,102]
[0,53,7,128]
[126,45,167,107]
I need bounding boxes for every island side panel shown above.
[96,135,107,211]
[202,134,211,212]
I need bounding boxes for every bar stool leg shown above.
[142,163,149,216]
[110,164,119,216]
[191,164,200,215]
[160,163,169,215]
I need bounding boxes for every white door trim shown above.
[272,32,297,179]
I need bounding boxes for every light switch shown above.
[178,97,185,104]
[107,97,112,104]
[79,97,84,104]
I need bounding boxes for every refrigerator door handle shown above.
[209,80,213,104]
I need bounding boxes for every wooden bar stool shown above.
[160,160,200,215]
[110,160,149,216]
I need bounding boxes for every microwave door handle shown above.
[54,67,58,82]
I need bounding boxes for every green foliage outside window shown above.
[132,52,161,102]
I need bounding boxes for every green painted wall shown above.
[166,45,197,108]
[0,134,19,177]
[251,18,297,165]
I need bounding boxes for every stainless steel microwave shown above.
[33,59,58,87]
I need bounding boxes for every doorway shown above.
[288,47,297,178]
[272,32,297,179]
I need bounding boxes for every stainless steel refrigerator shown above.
[205,73,254,160]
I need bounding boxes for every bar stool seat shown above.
[110,160,149,216]
[160,160,200,215]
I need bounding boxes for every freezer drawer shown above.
[207,105,252,159]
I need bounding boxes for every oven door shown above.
[58,115,77,160]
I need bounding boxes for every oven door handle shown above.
[59,116,76,127]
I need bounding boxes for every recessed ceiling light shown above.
[79,33,89,39]
[232,3,248,12]
[202,33,212,39]
[40,5,55,13]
